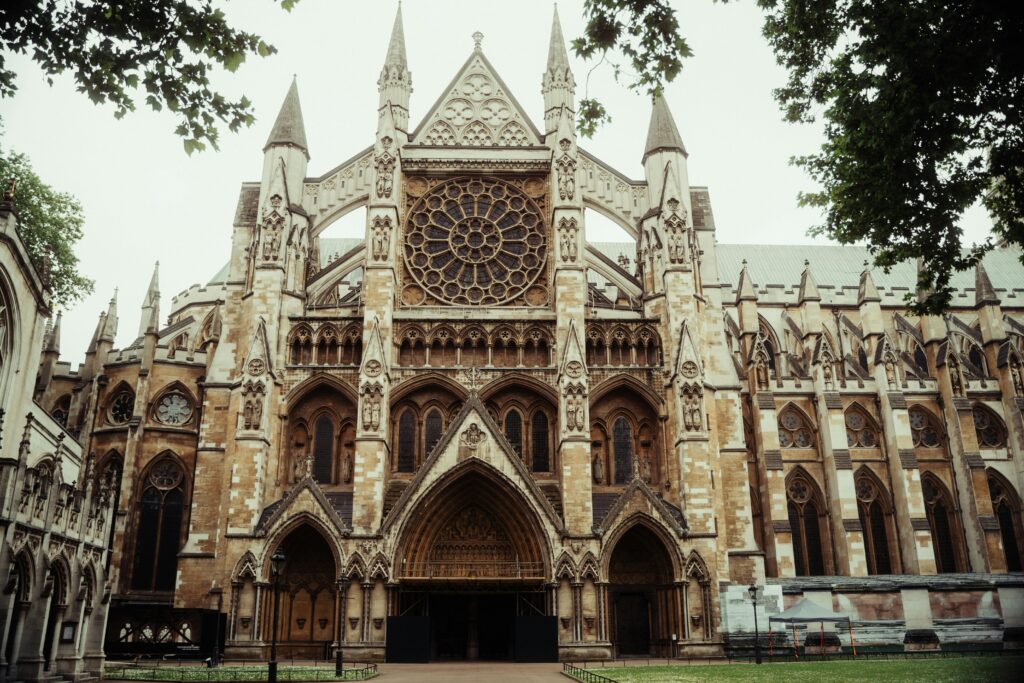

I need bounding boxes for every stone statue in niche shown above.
[361,383,383,431]
[558,217,578,263]
[822,360,834,390]
[556,139,576,200]
[682,386,703,432]
[641,455,652,484]
[340,449,352,484]
[755,359,769,391]
[375,137,396,198]
[1012,360,1024,397]
[949,357,964,396]
[592,451,604,484]
[885,359,897,388]
[371,216,391,261]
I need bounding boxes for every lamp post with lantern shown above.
[748,582,762,664]
[268,548,287,683]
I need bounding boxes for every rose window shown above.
[404,177,546,306]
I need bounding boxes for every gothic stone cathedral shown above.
[15,6,1024,667]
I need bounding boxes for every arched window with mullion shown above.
[131,457,186,591]
[922,474,962,573]
[397,409,416,473]
[504,410,523,460]
[786,473,827,576]
[531,411,550,472]
[988,471,1024,572]
[424,409,444,460]
[856,470,895,575]
[612,416,633,484]
[312,415,335,484]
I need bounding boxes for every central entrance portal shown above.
[390,589,554,662]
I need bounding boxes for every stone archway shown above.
[607,524,677,657]
[393,469,552,661]
[265,525,339,659]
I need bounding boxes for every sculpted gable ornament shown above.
[459,423,487,452]
[374,136,396,199]
[556,138,576,200]
[371,215,392,262]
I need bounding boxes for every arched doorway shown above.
[41,564,67,671]
[392,468,554,662]
[265,525,338,659]
[608,524,677,656]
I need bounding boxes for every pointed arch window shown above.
[424,409,444,459]
[845,405,880,448]
[922,475,962,573]
[988,472,1023,572]
[856,472,894,575]
[531,412,550,472]
[909,407,943,448]
[778,408,814,449]
[397,409,416,473]
[131,457,185,591]
[786,473,827,576]
[51,394,71,428]
[613,416,633,484]
[312,415,335,483]
[973,405,1007,449]
[504,410,523,459]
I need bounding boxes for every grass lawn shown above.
[104,664,375,681]
[589,656,1021,682]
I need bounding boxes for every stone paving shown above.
[375,662,565,681]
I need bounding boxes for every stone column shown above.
[751,393,796,576]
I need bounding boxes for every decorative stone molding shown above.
[763,450,783,471]
[832,449,852,470]
[898,449,918,469]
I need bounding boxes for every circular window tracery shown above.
[109,391,135,425]
[404,177,546,306]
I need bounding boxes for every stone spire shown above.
[975,261,999,306]
[735,260,757,303]
[138,261,160,337]
[798,260,821,303]
[264,77,309,158]
[858,261,881,304]
[45,310,62,354]
[100,289,118,343]
[85,312,105,355]
[379,3,412,131]
[543,4,575,134]
[643,94,686,163]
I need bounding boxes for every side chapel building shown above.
[12,7,1024,666]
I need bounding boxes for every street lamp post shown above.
[269,548,287,683]
[748,583,762,665]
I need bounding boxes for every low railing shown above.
[562,663,619,683]
[402,560,545,579]
[103,663,378,681]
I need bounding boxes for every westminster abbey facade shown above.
[6,6,1024,668]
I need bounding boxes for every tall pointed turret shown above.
[46,310,62,354]
[857,261,881,305]
[100,289,118,343]
[264,77,308,158]
[798,260,821,303]
[643,94,687,163]
[379,3,412,132]
[138,261,160,337]
[543,4,575,134]
[975,262,999,306]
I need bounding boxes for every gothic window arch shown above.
[131,455,187,591]
[312,413,336,483]
[612,415,633,484]
[428,328,457,367]
[0,278,12,400]
[855,468,898,575]
[151,384,195,427]
[637,327,660,366]
[399,329,426,366]
[51,394,71,428]
[523,328,551,367]
[845,403,881,449]
[786,470,830,576]
[586,328,607,367]
[340,325,362,365]
[531,410,550,472]
[492,328,519,367]
[921,473,964,573]
[108,386,136,425]
[424,408,444,459]
[777,406,815,449]
[289,325,313,365]
[609,327,633,366]
[504,409,524,459]
[987,470,1023,572]
[758,317,779,376]
[396,407,417,473]
[315,324,340,365]
[973,405,1007,449]
[460,328,486,366]
[909,406,944,448]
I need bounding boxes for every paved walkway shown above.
[376,662,565,681]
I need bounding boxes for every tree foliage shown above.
[759,0,1023,314]
[0,0,297,155]
[0,129,94,306]
[573,0,692,138]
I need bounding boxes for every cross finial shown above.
[472,31,484,50]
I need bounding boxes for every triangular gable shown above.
[360,317,389,382]
[671,318,703,382]
[243,317,275,379]
[256,475,350,537]
[381,393,564,534]
[410,50,543,147]
[558,319,588,381]
[592,473,686,538]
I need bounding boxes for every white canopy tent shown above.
[767,599,856,657]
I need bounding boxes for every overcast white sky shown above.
[3,0,994,362]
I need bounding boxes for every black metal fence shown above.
[103,663,378,681]
[562,663,619,683]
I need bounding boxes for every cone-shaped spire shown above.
[138,261,161,336]
[975,261,1000,306]
[146,293,161,334]
[45,311,62,354]
[858,261,881,304]
[100,289,119,342]
[385,3,407,71]
[798,260,821,303]
[547,4,570,72]
[736,260,757,302]
[643,94,686,163]
[264,78,308,157]
[86,312,105,354]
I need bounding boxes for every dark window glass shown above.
[504,411,523,458]
[154,489,182,590]
[131,488,161,589]
[931,502,956,573]
[425,410,443,459]
[131,461,185,592]
[531,412,549,472]
[788,502,806,576]
[968,345,986,374]
[613,417,633,484]
[868,503,892,574]
[914,346,928,373]
[398,410,416,472]
[803,502,825,575]
[997,502,1022,572]
[313,416,334,483]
